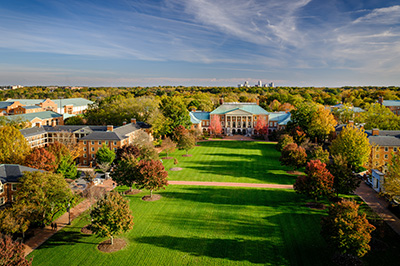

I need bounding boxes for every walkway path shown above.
[23,179,115,256]
[355,182,400,236]
[169,180,293,189]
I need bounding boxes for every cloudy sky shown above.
[1,0,399,87]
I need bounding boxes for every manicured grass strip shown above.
[162,141,296,185]
[29,186,333,266]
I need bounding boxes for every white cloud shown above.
[353,5,400,25]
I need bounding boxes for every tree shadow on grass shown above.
[36,230,98,249]
[134,235,289,265]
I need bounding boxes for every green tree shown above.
[136,159,168,198]
[383,154,400,200]
[276,134,294,151]
[0,125,30,164]
[90,192,134,245]
[0,204,30,239]
[160,96,191,133]
[307,145,330,164]
[0,234,32,266]
[96,144,115,165]
[328,154,360,196]
[178,133,196,155]
[56,155,78,179]
[330,125,371,170]
[321,200,375,257]
[279,143,307,170]
[64,115,85,125]
[111,155,139,192]
[294,160,334,201]
[360,103,400,130]
[16,172,74,225]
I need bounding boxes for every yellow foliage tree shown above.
[0,125,30,164]
[309,105,337,142]
[330,125,371,170]
[384,154,400,200]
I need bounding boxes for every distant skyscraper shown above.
[257,80,262,87]
[244,81,249,87]
[269,82,275,88]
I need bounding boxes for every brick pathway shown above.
[23,179,115,256]
[355,182,400,236]
[169,180,293,189]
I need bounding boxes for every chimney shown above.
[107,125,113,132]
[123,121,127,125]
[219,98,224,105]
[131,118,136,124]
[378,96,383,105]
[348,120,354,126]
[256,98,259,105]
[191,108,196,112]
[372,128,379,136]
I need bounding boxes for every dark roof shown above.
[43,125,108,133]
[0,102,14,109]
[114,123,142,137]
[79,132,125,141]
[20,127,47,137]
[0,164,43,183]
[365,130,400,138]
[368,136,400,147]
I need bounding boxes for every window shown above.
[84,154,87,158]
[91,154,95,158]
[375,162,379,166]
[0,183,3,194]
[83,141,87,145]
[105,141,109,145]
[83,147,87,151]
[114,148,117,152]
[91,147,94,152]
[385,147,389,152]
[83,160,87,164]
[11,184,17,191]
[395,147,398,152]
[385,154,388,159]
[0,197,4,205]
[114,141,117,145]
[98,141,102,145]
[376,147,379,151]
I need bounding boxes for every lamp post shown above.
[67,202,71,225]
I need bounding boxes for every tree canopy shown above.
[24,147,56,172]
[96,144,115,165]
[0,125,30,164]
[136,159,168,198]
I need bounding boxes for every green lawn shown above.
[162,141,296,184]
[29,186,333,266]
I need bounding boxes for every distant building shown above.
[378,97,400,116]
[257,80,262,87]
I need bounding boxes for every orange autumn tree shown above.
[209,115,222,136]
[255,115,268,136]
[24,147,56,172]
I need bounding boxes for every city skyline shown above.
[1,0,400,87]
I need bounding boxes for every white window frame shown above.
[0,197,4,205]
[11,184,17,191]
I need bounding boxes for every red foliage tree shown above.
[174,125,189,142]
[115,144,141,163]
[209,115,222,136]
[136,160,169,198]
[279,143,307,170]
[255,115,268,135]
[46,141,70,165]
[321,200,375,257]
[0,234,32,266]
[24,147,56,172]
[294,160,334,201]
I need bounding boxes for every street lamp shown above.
[67,202,71,225]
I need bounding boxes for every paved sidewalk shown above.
[169,180,293,189]
[355,182,400,236]
[23,179,115,256]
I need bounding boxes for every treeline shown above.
[2,86,400,109]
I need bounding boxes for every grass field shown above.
[161,141,296,184]
[28,141,400,266]
[29,186,333,266]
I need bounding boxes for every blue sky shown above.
[1,0,399,87]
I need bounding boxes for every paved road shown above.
[168,180,293,189]
[355,182,400,236]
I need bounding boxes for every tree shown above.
[294,160,334,201]
[209,115,222,136]
[383,154,400,200]
[161,137,176,158]
[46,142,70,166]
[328,154,360,196]
[254,115,268,136]
[96,144,115,165]
[308,105,337,142]
[173,125,189,142]
[0,234,32,266]
[307,145,330,164]
[90,192,134,245]
[147,108,172,138]
[0,204,30,239]
[136,159,168,198]
[24,147,56,172]
[279,143,307,170]
[321,200,375,257]
[330,125,371,170]
[0,125,30,164]
[179,133,196,155]
[360,103,400,130]
[52,131,80,160]
[64,115,85,125]
[160,96,191,133]
[276,134,294,151]
[111,155,139,192]
[115,145,141,163]
[56,155,78,179]
[132,130,152,149]
[16,171,74,225]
